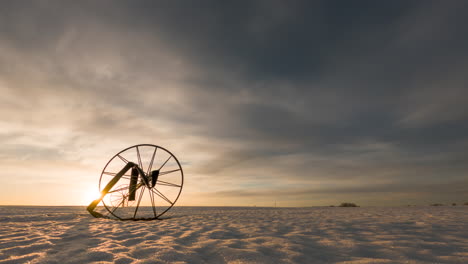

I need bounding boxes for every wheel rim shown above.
[99,144,184,220]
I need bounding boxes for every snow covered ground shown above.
[0,206,467,264]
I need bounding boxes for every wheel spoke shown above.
[108,182,143,194]
[157,179,181,188]
[108,186,129,194]
[158,156,172,170]
[136,146,143,172]
[109,183,143,213]
[103,210,112,218]
[117,154,129,164]
[147,147,157,176]
[149,190,157,218]
[159,169,181,176]
[103,171,132,179]
[111,192,131,214]
[133,188,145,218]
[152,188,173,205]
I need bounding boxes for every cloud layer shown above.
[1,1,467,206]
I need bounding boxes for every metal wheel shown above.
[98,144,183,220]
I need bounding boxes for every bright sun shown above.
[81,188,102,205]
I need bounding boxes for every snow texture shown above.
[0,206,467,263]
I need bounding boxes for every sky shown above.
[1,1,467,206]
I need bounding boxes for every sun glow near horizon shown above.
[80,187,102,206]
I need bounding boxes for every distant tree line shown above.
[430,202,468,206]
[328,202,468,207]
[328,202,359,207]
